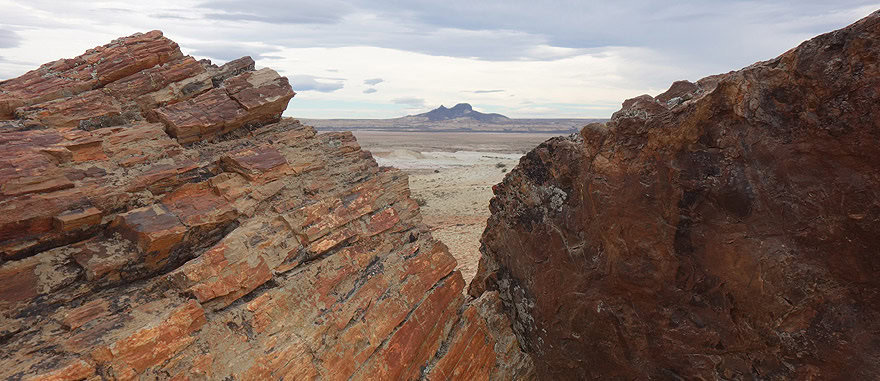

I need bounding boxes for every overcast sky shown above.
[0,1,877,118]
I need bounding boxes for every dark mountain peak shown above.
[416,103,509,123]
[450,103,473,112]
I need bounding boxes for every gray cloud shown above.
[368,1,875,48]
[187,0,877,64]
[0,69,17,81]
[1,0,876,107]
[363,88,378,94]
[402,1,875,65]
[187,43,281,62]
[0,29,22,49]
[472,89,505,94]
[97,7,134,13]
[364,78,383,85]
[198,0,353,24]
[7,0,876,65]
[393,97,426,107]
[292,75,345,92]
[151,13,197,20]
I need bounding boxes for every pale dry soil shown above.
[351,130,560,285]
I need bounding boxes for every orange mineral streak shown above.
[0,31,532,380]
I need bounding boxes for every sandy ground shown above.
[350,130,560,285]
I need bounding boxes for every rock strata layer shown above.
[0,32,533,379]
[471,11,880,380]
[0,31,290,143]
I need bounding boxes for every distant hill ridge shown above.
[414,103,510,123]
[302,101,606,133]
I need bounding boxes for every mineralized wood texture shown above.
[0,33,533,380]
[0,30,293,141]
[471,11,880,380]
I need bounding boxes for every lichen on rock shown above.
[472,10,880,380]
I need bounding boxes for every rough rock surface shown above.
[0,31,292,142]
[471,11,880,380]
[0,33,533,379]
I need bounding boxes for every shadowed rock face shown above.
[471,11,880,380]
[0,33,534,379]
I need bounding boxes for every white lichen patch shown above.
[542,185,568,212]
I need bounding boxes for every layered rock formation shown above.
[472,11,880,380]
[0,32,533,379]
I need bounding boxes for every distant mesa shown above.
[301,100,601,133]
[414,103,510,123]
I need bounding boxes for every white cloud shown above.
[0,0,876,117]
[198,0,352,24]
[0,29,21,48]
[291,75,345,93]
[186,42,281,63]
[392,97,426,108]
[270,45,684,118]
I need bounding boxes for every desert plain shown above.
[348,130,563,284]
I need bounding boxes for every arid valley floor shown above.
[349,130,561,284]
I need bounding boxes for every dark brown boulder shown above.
[472,10,880,379]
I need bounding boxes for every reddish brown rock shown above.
[16,89,123,129]
[0,32,531,380]
[112,204,187,270]
[220,144,291,181]
[156,69,294,144]
[204,56,256,86]
[92,299,207,379]
[1,31,293,142]
[24,359,96,381]
[2,174,74,197]
[0,30,181,119]
[105,57,206,101]
[54,207,102,232]
[155,88,249,143]
[426,291,536,380]
[471,11,880,379]
[225,68,295,112]
[60,298,111,330]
